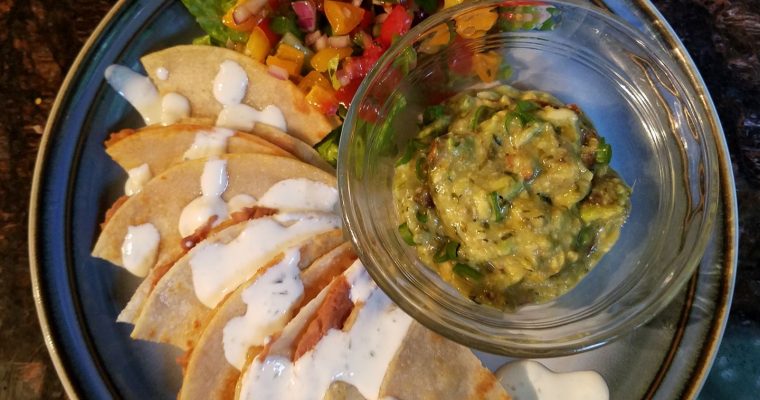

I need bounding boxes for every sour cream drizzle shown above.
[211,60,287,132]
[190,214,340,308]
[222,249,304,370]
[120,223,160,277]
[258,179,339,213]
[496,360,609,400]
[105,65,189,126]
[178,159,229,237]
[124,163,152,196]
[239,264,414,400]
[160,92,190,125]
[227,194,257,214]
[182,128,234,160]
[213,60,249,106]
[216,103,287,132]
[104,65,161,125]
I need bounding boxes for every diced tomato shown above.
[338,42,384,83]
[447,37,473,75]
[379,6,412,48]
[353,7,375,33]
[336,78,361,107]
[257,18,281,45]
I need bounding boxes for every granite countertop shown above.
[0,0,757,398]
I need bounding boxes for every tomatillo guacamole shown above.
[393,84,631,309]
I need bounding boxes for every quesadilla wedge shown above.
[129,215,344,349]
[141,45,339,145]
[177,117,334,173]
[236,263,509,400]
[92,153,336,275]
[105,124,295,176]
[179,243,357,400]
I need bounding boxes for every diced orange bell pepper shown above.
[472,51,502,83]
[324,0,366,35]
[246,27,271,62]
[455,7,498,39]
[275,43,305,72]
[266,55,301,77]
[310,47,353,72]
[305,85,339,115]
[299,70,332,93]
[223,1,261,32]
[419,23,451,54]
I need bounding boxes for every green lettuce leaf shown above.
[181,0,249,44]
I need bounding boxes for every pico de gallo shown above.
[180,0,558,164]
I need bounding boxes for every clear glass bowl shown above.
[338,0,719,356]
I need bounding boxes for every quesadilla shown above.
[179,243,357,400]
[105,124,295,175]
[236,262,509,400]
[92,153,336,276]
[129,218,344,349]
[141,45,339,145]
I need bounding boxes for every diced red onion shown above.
[328,35,351,48]
[315,36,328,51]
[292,1,317,32]
[232,6,252,25]
[268,64,289,80]
[305,30,323,46]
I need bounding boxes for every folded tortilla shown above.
[130,221,344,350]
[179,243,357,400]
[141,45,339,145]
[92,153,336,273]
[105,124,295,175]
[236,264,509,400]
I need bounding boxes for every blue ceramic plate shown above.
[29,0,738,398]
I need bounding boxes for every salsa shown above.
[393,85,631,309]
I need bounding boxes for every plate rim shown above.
[27,0,739,399]
[29,1,128,398]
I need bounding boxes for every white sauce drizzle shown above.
[104,65,161,125]
[213,60,249,106]
[124,163,152,196]
[239,277,413,400]
[258,179,339,213]
[178,159,229,237]
[345,262,375,303]
[190,214,340,308]
[182,128,234,160]
[223,249,304,370]
[228,194,257,214]
[160,92,190,125]
[155,67,169,81]
[496,360,609,400]
[120,223,160,277]
[216,103,288,133]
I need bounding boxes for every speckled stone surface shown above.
[1,0,757,398]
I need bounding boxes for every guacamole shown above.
[393,85,631,309]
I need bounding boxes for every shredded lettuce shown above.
[181,0,249,44]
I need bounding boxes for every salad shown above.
[180,0,558,164]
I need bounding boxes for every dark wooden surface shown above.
[0,0,757,398]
